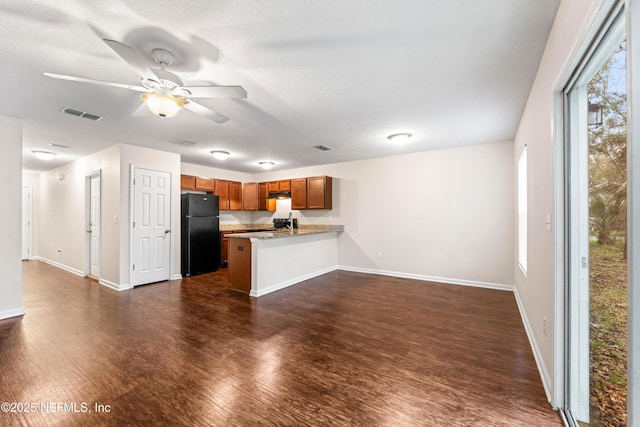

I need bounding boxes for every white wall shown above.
[512,0,595,400]
[35,143,181,286]
[251,232,339,297]
[183,142,514,287]
[253,140,515,287]
[37,144,121,282]
[0,116,24,319]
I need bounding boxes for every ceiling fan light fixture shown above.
[211,150,230,160]
[32,150,58,160]
[141,92,186,118]
[259,161,275,170]
[387,133,412,146]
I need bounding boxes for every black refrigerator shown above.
[181,193,220,277]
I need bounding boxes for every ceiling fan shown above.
[44,39,247,123]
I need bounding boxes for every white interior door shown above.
[22,186,32,260]
[90,174,101,277]
[132,168,171,286]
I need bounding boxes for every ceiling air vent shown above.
[172,140,197,147]
[63,108,83,117]
[62,107,103,121]
[313,144,334,151]
[82,113,102,121]
[49,143,70,149]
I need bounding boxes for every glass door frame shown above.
[553,0,633,425]
[626,0,640,425]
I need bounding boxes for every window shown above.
[518,145,527,274]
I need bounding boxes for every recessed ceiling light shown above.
[32,150,58,160]
[387,133,412,145]
[259,161,275,170]
[210,150,230,160]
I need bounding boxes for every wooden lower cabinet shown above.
[228,238,251,293]
[221,232,231,266]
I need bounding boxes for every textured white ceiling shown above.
[1,0,560,173]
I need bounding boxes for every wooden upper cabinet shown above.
[214,179,230,210]
[229,181,243,211]
[243,182,259,211]
[258,182,267,210]
[291,178,307,210]
[195,177,213,192]
[181,174,213,192]
[180,174,196,190]
[258,182,268,210]
[279,179,291,191]
[307,176,332,209]
[187,175,331,211]
[267,180,292,194]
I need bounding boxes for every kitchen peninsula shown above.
[228,225,343,297]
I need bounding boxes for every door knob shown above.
[165,230,171,234]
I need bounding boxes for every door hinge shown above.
[133,264,135,271]
[133,221,135,228]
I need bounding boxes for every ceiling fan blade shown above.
[183,85,247,99]
[103,39,158,82]
[44,72,146,92]
[131,102,151,117]
[184,100,230,124]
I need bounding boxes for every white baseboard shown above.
[32,257,133,292]
[34,256,84,277]
[0,307,25,321]
[337,265,515,292]
[513,287,553,404]
[249,265,338,297]
[171,274,183,281]
[99,278,132,292]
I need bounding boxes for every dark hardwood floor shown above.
[0,261,561,426]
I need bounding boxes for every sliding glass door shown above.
[563,5,628,425]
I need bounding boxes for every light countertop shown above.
[228,225,343,240]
